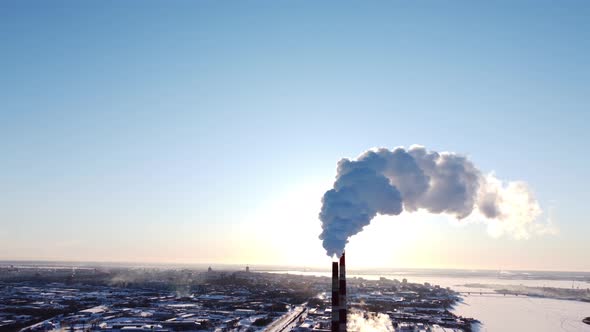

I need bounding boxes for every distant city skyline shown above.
[1,1,589,271]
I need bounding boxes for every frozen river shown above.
[454,295,590,332]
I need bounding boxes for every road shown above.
[264,304,307,332]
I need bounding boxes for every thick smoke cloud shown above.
[319,145,548,257]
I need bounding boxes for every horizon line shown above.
[1,259,589,274]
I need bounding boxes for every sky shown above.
[1,1,589,271]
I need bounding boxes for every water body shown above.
[261,269,590,331]
[454,295,590,332]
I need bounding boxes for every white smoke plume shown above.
[475,173,556,239]
[347,309,394,332]
[319,145,550,257]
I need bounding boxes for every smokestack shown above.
[331,261,339,332]
[339,252,347,331]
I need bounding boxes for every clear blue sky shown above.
[1,1,589,270]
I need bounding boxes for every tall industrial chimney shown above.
[331,261,340,332]
[331,253,347,332]
[339,252,347,331]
